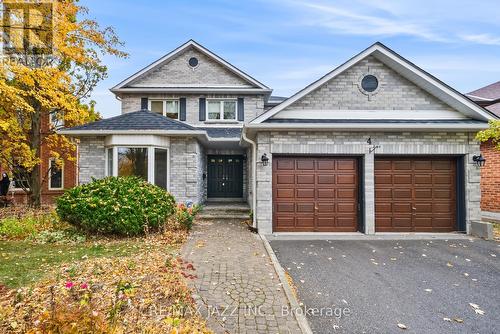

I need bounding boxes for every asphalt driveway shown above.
[270,238,500,334]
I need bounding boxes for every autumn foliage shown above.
[0,0,127,206]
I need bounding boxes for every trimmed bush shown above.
[56,177,176,236]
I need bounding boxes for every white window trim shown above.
[148,99,180,120]
[206,98,238,122]
[48,158,64,190]
[106,146,170,191]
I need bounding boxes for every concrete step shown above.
[197,213,250,220]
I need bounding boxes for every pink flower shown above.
[80,283,89,289]
[65,281,74,289]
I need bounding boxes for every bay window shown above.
[106,146,169,190]
[207,99,237,121]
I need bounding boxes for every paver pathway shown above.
[182,219,302,334]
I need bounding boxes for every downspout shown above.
[241,126,257,229]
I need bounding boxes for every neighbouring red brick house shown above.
[467,81,500,220]
[0,112,77,205]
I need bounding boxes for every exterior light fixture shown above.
[260,153,269,166]
[472,154,486,167]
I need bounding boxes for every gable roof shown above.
[251,42,496,124]
[467,81,500,101]
[111,40,271,93]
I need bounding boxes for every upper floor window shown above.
[207,99,237,121]
[149,100,179,120]
[50,111,64,129]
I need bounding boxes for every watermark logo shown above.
[1,0,53,56]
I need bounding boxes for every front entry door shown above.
[207,155,243,198]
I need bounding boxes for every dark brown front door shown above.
[207,155,243,198]
[273,156,359,232]
[375,157,457,232]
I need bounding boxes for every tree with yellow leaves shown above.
[476,120,500,151]
[0,0,127,206]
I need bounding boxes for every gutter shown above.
[244,122,490,131]
[241,126,257,230]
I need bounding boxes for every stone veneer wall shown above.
[255,131,481,235]
[120,93,265,124]
[78,137,106,184]
[169,137,204,204]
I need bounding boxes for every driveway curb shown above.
[261,235,313,334]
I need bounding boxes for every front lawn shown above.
[0,240,144,288]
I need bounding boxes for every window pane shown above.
[154,148,168,190]
[150,101,163,114]
[118,148,148,180]
[50,160,63,189]
[165,100,179,120]
[107,148,113,176]
[207,101,221,120]
[223,101,236,120]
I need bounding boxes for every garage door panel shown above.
[394,174,412,184]
[297,160,315,170]
[273,156,358,232]
[317,174,335,184]
[297,203,315,213]
[276,188,294,198]
[337,174,356,184]
[296,188,315,198]
[393,188,412,199]
[276,174,294,184]
[338,189,356,199]
[317,160,335,170]
[337,160,356,170]
[375,157,456,232]
[275,202,295,213]
[317,188,335,198]
[297,174,314,184]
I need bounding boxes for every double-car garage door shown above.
[273,156,457,233]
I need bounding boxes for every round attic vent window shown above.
[361,74,378,93]
[188,57,199,68]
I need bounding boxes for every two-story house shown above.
[61,40,497,235]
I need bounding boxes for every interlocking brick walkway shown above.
[182,219,302,334]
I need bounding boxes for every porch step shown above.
[197,202,251,222]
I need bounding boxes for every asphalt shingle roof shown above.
[467,81,500,100]
[64,110,196,131]
[201,127,242,138]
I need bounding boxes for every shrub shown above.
[0,210,64,240]
[173,203,201,230]
[56,177,176,236]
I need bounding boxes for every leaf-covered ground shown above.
[0,231,212,333]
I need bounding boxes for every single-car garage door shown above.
[375,157,456,232]
[273,156,359,232]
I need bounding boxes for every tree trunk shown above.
[28,103,42,208]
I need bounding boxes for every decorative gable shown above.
[128,46,252,88]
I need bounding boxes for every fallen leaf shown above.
[446,262,453,267]
[424,289,432,293]
[397,323,407,330]
[453,318,464,323]
[443,317,452,322]
[475,309,485,315]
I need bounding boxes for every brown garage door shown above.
[375,158,456,232]
[273,156,359,232]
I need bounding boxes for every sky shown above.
[80,0,500,118]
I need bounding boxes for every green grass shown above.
[0,240,144,288]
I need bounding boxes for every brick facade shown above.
[480,140,500,212]
[0,112,77,205]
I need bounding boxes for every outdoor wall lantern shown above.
[260,153,269,166]
[472,154,486,167]
[366,137,380,154]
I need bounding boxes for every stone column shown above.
[363,153,376,234]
